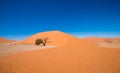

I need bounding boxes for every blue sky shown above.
[0,0,120,40]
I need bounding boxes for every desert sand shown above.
[83,37,120,48]
[0,43,56,57]
[17,31,70,46]
[83,37,120,42]
[0,38,15,43]
[0,31,120,73]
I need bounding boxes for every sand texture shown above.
[0,31,120,73]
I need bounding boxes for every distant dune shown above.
[0,31,120,73]
[0,37,15,43]
[82,37,120,48]
[83,37,120,42]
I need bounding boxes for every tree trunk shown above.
[43,43,46,46]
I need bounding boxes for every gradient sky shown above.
[0,0,120,40]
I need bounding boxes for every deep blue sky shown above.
[0,0,120,40]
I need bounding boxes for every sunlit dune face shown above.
[17,31,74,46]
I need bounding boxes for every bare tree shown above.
[106,38,112,43]
[42,37,48,46]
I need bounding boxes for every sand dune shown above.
[82,37,105,42]
[0,31,120,73]
[83,37,120,48]
[17,31,96,46]
[17,31,76,46]
[83,37,120,42]
[0,38,15,43]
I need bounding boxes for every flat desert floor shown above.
[98,41,120,48]
[0,43,56,57]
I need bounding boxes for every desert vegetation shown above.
[105,38,112,43]
[35,37,48,46]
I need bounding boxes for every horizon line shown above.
[0,31,120,41]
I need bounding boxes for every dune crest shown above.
[17,30,91,46]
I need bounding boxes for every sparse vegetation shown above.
[42,37,48,46]
[35,39,43,45]
[106,38,112,43]
[35,37,48,46]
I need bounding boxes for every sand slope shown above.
[17,31,75,46]
[83,37,120,42]
[18,31,68,45]
[0,31,120,73]
[0,38,15,43]
[83,37,120,48]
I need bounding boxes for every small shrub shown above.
[35,39,43,45]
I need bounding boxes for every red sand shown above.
[0,31,120,73]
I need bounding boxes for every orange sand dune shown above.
[17,31,88,46]
[17,31,69,46]
[82,37,120,48]
[0,37,15,43]
[0,31,120,73]
[111,38,120,40]
[83,37,120,42]
[82,37,108,42]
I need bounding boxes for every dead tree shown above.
[42,37,48,46]
[106,38,112,43]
